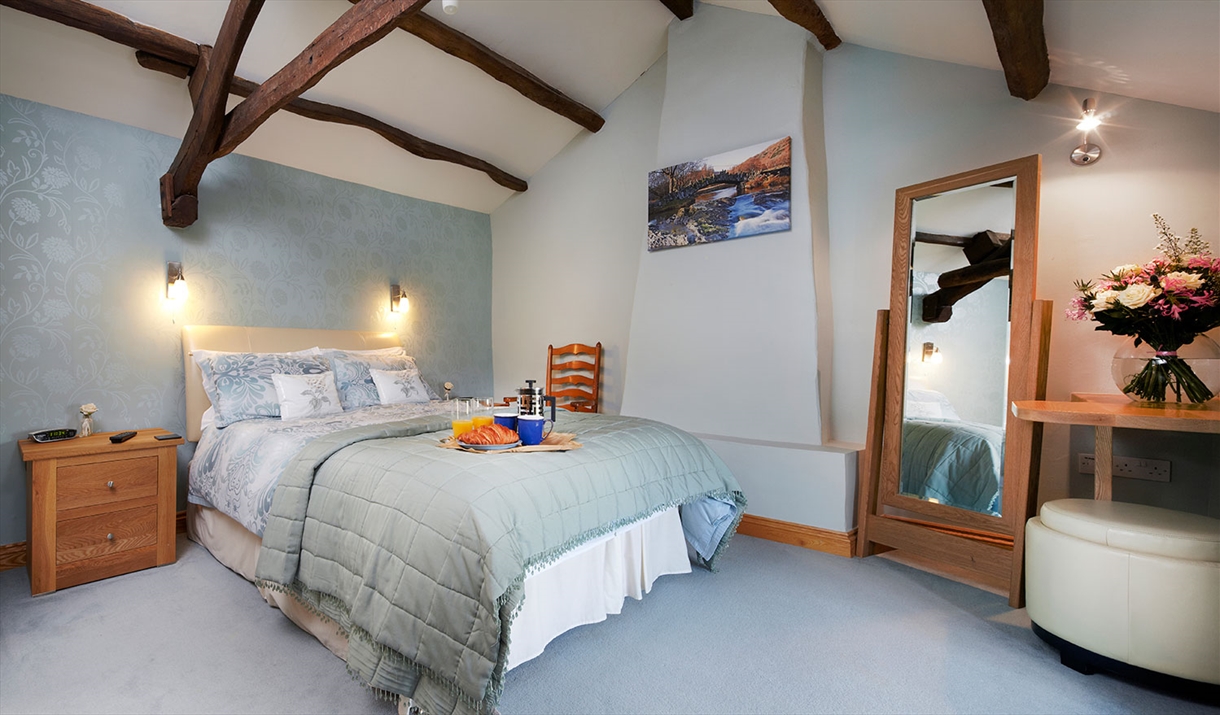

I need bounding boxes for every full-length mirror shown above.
[900,181,1015,516]
[857,155,1051,607]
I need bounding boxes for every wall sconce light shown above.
[441,0,458,14]
[389,284,408,314]
[921,341,943,364]
[1071,98,1102,166]
[166,262,188,301]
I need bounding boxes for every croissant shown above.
[459,423,519,445]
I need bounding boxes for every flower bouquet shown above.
[1067,215,1220,404]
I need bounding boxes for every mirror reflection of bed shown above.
[899,181,1015,517]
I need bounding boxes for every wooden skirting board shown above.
[0,509,189,572]
[736,513,856,558]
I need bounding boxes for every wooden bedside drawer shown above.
[20,429,183,595]
[56,504,157,565]
[56,454,158,511]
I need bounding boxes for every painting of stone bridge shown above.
[647,137,791,252]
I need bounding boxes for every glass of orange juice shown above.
[451,398,474,438]
[471,397,495,428]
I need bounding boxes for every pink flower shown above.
[1065,295,1091,321]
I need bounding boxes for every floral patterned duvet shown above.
[188,401,454,535]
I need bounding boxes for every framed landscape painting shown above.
[647,137,791,252]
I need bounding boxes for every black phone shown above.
[155,433,182,441]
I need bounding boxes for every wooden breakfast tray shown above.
[439,432,583,454]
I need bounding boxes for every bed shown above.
[900,390,1005,515]
[180,325,745,715]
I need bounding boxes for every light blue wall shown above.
[0,96,493,545]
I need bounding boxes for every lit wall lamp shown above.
[441,0,458,14]
[166,261,188,301]
[1071,98,1102,166]
[921,341,943,364]
[389,284,408,314]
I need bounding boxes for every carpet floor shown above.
[0,534,1214,714]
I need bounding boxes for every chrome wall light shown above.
[389,284,408,313]
[1071,98,1102,166]
[167,261,188,301]
[921,341,943,364]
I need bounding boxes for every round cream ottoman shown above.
[1025,499,1220,689]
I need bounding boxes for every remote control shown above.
[109,431,137,443]
[155,433,181,441]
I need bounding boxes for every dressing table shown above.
[1012,393,1220,500]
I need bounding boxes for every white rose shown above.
[1163,271,1204,291]
[1112,264,1142,277]
[1090,290,1119,312]
[1116,283,1161,309]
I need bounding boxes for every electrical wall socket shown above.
[1077,453,1171,482]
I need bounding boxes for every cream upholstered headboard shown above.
[181,325,401,442]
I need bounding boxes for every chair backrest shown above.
[546,342,602,413]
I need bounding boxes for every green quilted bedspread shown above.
[255,412,745,715]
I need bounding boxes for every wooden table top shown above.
[1011,393,1220,433]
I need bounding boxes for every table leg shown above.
[1094,426,1113,500]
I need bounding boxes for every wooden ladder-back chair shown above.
[546,343,602,413]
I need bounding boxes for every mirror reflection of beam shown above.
[915,230,1013,323]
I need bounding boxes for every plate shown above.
[460,440,522,451]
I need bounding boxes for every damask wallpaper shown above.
[0,95,493,545]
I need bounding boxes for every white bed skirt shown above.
[187,504,691,672]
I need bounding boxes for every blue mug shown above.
[517,415,553,446]
[493,412,518,431]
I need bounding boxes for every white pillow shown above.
[905,389,961,421]
[200,406,216,432]
[369,368,431,404]
[272,372,343,421]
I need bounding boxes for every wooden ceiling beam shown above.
[136,51,527,192]
[0,0,200,65]
[216,0,430,159]
[348,0,604,133]
[768,0,841,51]
[980,0,1049,100]
[658,0,693,21]
[160,0,265,228]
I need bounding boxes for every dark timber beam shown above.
[160,0,264,228]
[658,0,693,20]
[216,0,430,159]
[136,51,527,192]
[768,0,841,50]
[914,232,972,248]
[936,258,1011,289]
[981,0,1049,100]
[0,0,200,65]
[348,0,604,132]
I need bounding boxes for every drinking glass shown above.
[451,398,474,438]
[471,398,495,428]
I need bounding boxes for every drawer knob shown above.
[106,533,114,541]
[106,481,115,489]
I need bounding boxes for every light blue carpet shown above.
[0,534,1213,714]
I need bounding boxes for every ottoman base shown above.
[1032,621,1220,704]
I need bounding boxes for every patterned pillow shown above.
[195,352,331,427]
[323,348,438,408]
[272,372,343,421]
[369,368,431,404]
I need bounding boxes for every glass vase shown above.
[79,415,95,437]
[1111,334,1220,406]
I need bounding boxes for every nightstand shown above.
[19,429,183,595]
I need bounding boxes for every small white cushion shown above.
[272,372,343,421]
[370,368,431,405]
[1039,499,1220,563]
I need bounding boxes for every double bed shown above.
[180,325,745,715]
[900,389,1005,515]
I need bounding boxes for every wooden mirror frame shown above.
[856,155,1052,608]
